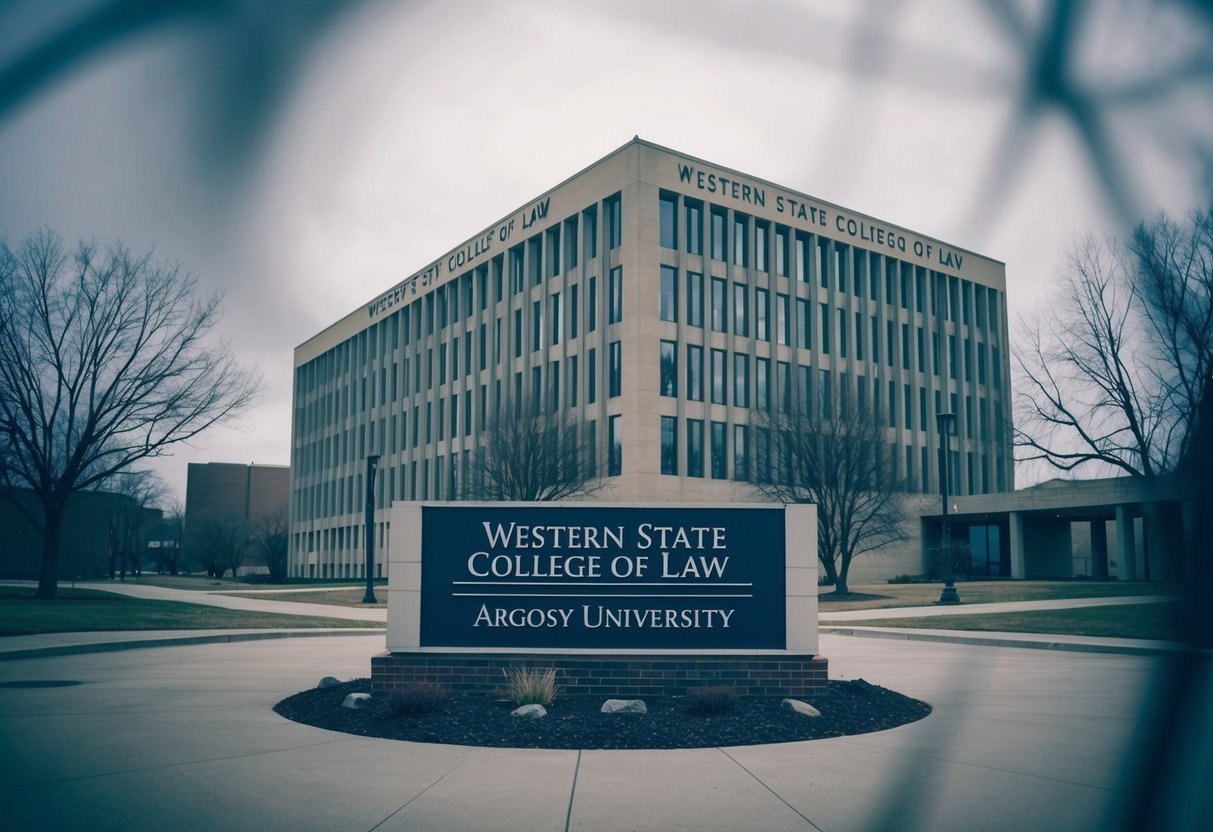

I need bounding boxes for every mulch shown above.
[274,678,931,750]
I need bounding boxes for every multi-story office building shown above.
[290,138,1011,580]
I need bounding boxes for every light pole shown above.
[363,454,380,604]
[936,412,960,605]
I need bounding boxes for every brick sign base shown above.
[371,652,829,699]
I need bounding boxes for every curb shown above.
[820,626,1188,657]
[0,628,386,662]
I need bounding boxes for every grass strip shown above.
[836,603,1186,641]
[818,580,1177,612]
[0,588,375,636]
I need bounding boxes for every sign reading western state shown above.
[419,505,785,650]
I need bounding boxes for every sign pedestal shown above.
[374,502,825,698]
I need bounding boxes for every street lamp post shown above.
[936,412,960,605]
[363,454,381,604]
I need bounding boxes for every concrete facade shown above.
[184,462,289,573]
[290,138,1012,581]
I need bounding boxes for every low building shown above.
[184,462,289,576]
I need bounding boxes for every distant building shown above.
[184,462,289,575]
[0,487,160,580]
[289,138,1013,581]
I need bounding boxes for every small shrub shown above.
[384,682,447,716]
[817,575,835,587]
[504,667,558,707]
[686,685,738,715]
[887,574,922,584]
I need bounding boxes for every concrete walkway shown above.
[1,632,1207,831]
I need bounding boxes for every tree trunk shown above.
[36,507,64,599]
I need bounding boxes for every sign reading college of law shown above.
[387,503,819,654]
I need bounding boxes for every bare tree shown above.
[752,393,906,595]
[1015,209,1213,479]
[188,513,249,579]
[466,401,604,501]
[100,469,168,580]
[0,229,261,597]
[159,500,185,576]
[251,509,289,582]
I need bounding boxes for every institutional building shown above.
[290,138,1012,580]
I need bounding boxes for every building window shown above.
[550,293,561,345]
[584,205,598,259]
[733,353,749,407]
[820,303,831,354]
[514,309,523,358]
[755,221,768,272]
[609,267,623,324]
[687,419,704,477]
[661,416,677,475]
[839,309,848,359]
[588,275,597,332]
[565,216,579,269]
[532,300,542,351]
[660,340,678,397]
[609,341,622,398]
[756,288,769,340]
[855,311,864,361]
[733,283,748,336]
[607,194,622,250]
[733,424,749,481]
[588,347,597,404]
[568,355,579,408]
[711,421,727,479]
[777,361,791,412]
[819,369,832,415]
[532,366,542,410]
[569,284,579,339]
[710,207,727,261]
[796,298,810,349]
[711,277,727,331]
[608,414,622,475]
[685,200,702,255]
[660,266,678,322]
[756,357,770,409]
[547,225,561,277]
[775,227,789,277]
[687,272,703,328]
[733,214,748,267]
[659,193,677,249]
[687,344,704,402]
[777,293,789,346]
[551,362,561,413]
[711,348,726,404]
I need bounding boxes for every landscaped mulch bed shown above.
[274,679,930,749]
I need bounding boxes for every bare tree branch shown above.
[1014,210,1213,480]
[752,391,906,594]
[466,399,604,502]
[0,228,262,597]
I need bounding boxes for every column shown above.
[1116,504,1136,581]
[1009,510,1026,579]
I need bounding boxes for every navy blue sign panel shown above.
[419,505,786,650]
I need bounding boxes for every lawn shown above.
[221,588,386,607]
[834,602,1186,641]
[818,580,1176,611]
[127,575,385,592]
[0,588,379,636]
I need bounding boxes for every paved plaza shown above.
[2,628,1205,832]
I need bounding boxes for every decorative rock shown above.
[342,693,372,710]
[511,704,547,720]
[601,698,647,714]
[317,676,341,689]
[781,698,821,717]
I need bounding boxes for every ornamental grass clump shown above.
[384,682,447,716]
[686,685,738,715]
[504,667,558,707]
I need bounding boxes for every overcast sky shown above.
[1,0,1210,503]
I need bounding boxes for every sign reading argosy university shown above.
[387,503,819,654]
